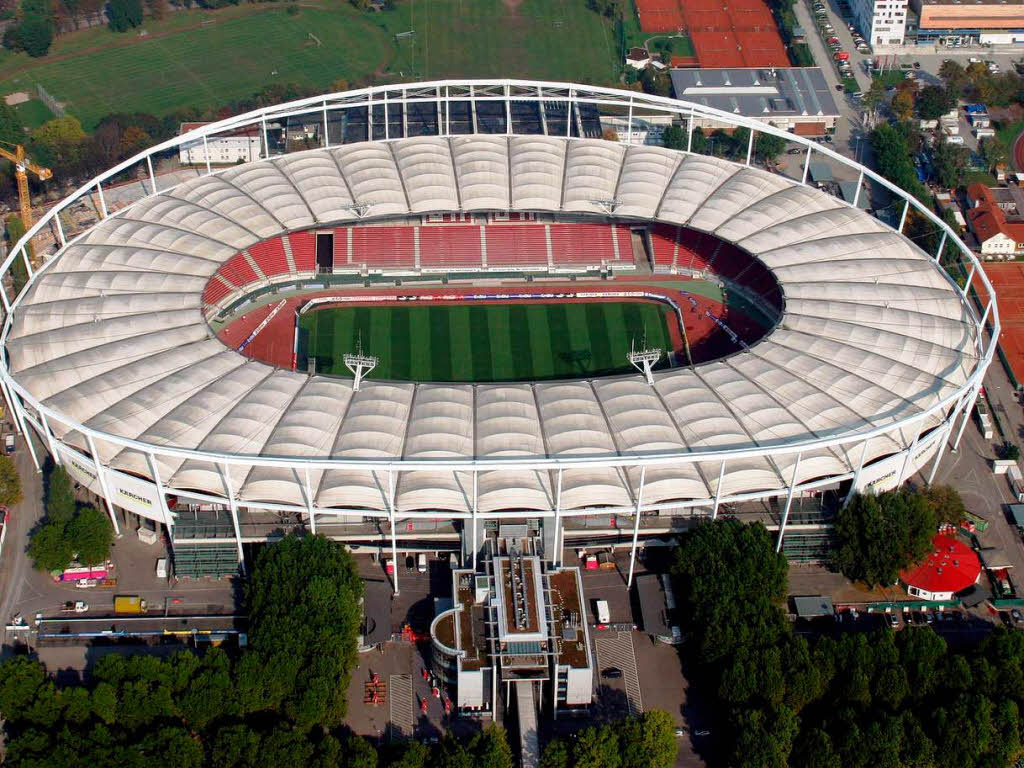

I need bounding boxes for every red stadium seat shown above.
[219,253,260,288]
[484,224,549,268]
[248,238,290,277]
[288,232,316,272]
[350,226,416,268]
[419,225,483,268]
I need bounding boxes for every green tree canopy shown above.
[66,506,112,565]
[671,519,788,665]
[27,519,72,572]
[834,488,937,587]
[245,533,364,727]
[0,454,22,507]
[916,85,955,121]
[754,132,786,163]
[45,464,76,524]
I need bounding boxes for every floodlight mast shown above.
[343,336,379,392]
[628,339,662,386]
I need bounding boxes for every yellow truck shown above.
[113,595,147,614]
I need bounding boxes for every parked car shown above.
[602,667,623,679]
[923,610,934,624]
[887,612,900,629]
[1012,608,1023,624]
[75,579,98,589]
[61,601,88,613]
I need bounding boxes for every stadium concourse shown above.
[0,88,989,577]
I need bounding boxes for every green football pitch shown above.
[297,301,678,383]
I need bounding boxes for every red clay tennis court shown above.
[634,0,789,67]
[982,262,1024,387]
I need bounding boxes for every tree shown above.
[661,124,686,151]
[27,519,72,571]
[637,710,678,768]
[573,725,621,768]
[540,739,570,768]
[640,68,671,98]
[891,87,916,121]
[66,507,112,565]
[979,137,1008,174]
[834,489,937,587]
[999,442,1020,461]
[0,454,22,506]
[923,484,965,526]
[671,519,788,665]
[754,132,786,163]
[939,60,969,98]
[46,464,76,524]
[0,102,25,147]
[470,724,514,768]
[342,736,379,768]
[862,78,886,114]
[246,533,364,727]
[6,215,32,295]
[933,137,969,188]
[30,116,87,174]
[107,0,142,31]
[916,85,955,121]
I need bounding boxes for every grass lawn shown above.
[12,98,54,128]
[298,300,677,383]
[0,0,623,130]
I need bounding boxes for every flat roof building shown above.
[908,0,1024,46]
[430,537,594,721]
[669,68,840,135]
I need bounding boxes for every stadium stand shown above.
[220,253,261,287]
[202,274,236,306]
[350,226,416,268]
[550,223,617,266]
[287,231,316,272]
[649,224,680,271]
[419,225,483,268]
[248,238,290,278]
[483,224,550,268]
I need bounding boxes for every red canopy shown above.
[900,534,981,595]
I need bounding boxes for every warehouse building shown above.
[669,67,840,135]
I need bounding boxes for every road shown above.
[0,428,44,648]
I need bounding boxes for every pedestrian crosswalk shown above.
[595,631,643,716]
[388,674,414,740]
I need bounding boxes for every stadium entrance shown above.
[316,231,334,274]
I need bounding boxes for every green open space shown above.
[298,300,677,383]
[0,0,622,130]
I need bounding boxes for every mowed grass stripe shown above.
[508,305,534,381]
[526,306,556,379]
[487,305,516,381]
[585,302,615,374]
[429,307,453,381]
[565,304,594,376]
[469,306,493,382]
[408,307,432,380]
[546,304,572,378]
[389,307,412,380]
[601,302,630,373]
[448,305,474,382]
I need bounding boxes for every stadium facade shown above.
[0,81,997,583]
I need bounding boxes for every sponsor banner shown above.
[54,443,167,525]
[857,431,942,494]
[107,467,166,525]
[55,442,102,496]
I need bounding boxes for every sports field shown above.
[0,0,618,130]
[297,301,678,382]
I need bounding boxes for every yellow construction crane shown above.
[0,141,52,229]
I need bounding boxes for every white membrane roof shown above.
[6,136,978,511]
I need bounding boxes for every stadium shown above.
[0,81,997,581]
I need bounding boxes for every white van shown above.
[595,599,610,624]
[156,557,168,579]
[417,553,427,573]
